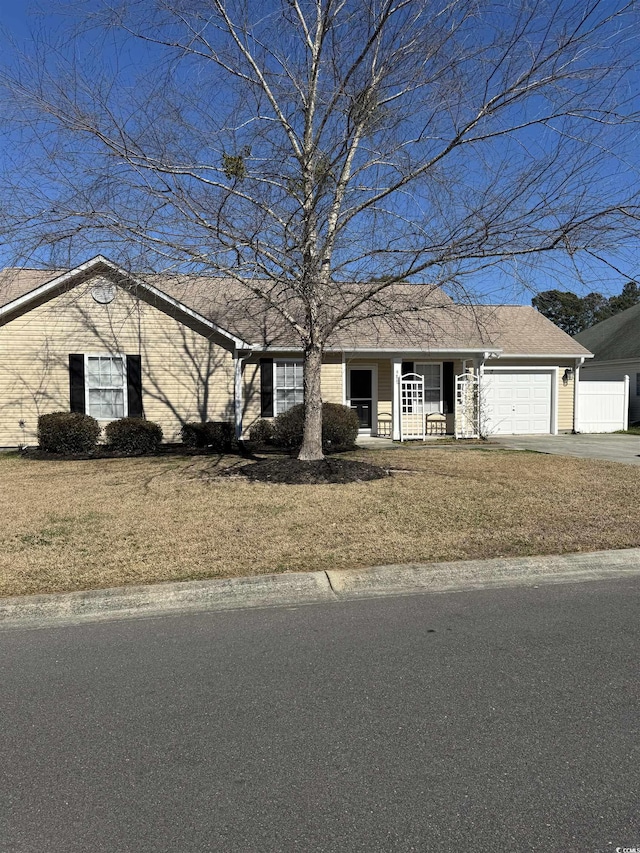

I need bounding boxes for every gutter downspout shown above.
[234,350,253,440]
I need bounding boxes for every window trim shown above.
[415,361,444,414]
[273,358,304,416]
[84,353,129,421]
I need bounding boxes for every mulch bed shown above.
[227,457,389,484]
[19,443,245,461]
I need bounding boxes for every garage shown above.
[482,369,553,435]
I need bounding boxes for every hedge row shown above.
[36,404,357,455]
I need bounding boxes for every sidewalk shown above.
[2,548,639,630]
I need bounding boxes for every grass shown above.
[1,446,639,598]
[615,426,640,435]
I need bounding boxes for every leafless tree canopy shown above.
[1,0,639,457]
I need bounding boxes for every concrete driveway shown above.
[490,433,640,465]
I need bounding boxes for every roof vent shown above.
[91,279,116,304]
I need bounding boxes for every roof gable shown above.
[0,255,252,350]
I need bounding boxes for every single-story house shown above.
[574,302,640,425]
[0,255,592,447]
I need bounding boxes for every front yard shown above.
[1,446,638,598]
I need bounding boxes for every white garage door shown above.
[482,370,552,435]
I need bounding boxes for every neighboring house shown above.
[0,255,591,447]
[574,302,640,425]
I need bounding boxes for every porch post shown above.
[392,357,402,441]
[233,352,245,439]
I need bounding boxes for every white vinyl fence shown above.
[576,376,629,433]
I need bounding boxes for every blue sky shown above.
[1,1,639,304]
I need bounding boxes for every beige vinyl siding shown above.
[320,354,343,404]
[557,367,575,432]
[0,278,235,445]
[490,357,566,368]
[242,357,263,432]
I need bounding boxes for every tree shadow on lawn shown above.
[20,443,389,484]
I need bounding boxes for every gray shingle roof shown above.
[474,305,591,357]
[574,302,640,361]
[0,264,591,358]
[0,268,64,305]
[149,275,591,356]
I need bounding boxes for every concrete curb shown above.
[0,571,334,629]
[2,548,640,629]
[327,548,640,597]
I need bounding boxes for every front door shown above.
[349,368,373,429]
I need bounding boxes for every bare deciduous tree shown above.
[2,0,639,458]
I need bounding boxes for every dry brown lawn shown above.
[0,446,638,597]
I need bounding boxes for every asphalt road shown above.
[2,579,639,853]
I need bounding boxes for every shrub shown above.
[180,421,209,448]
[272,404,306,449]
[181,420,237,452]
[249,419,274,445]
[205,421,237,453]
[271,403,359,452]
[105,417,163,454]
[321,402,359,451]
[37,411,101,454]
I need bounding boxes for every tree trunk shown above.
[298,343,324,461]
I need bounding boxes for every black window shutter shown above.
[69,354,85,413]
[443,361,454,414]
[260,358,274,417]
[126,355,143,418]
[401,361,414,376]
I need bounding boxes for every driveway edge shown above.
[1,548,639,629]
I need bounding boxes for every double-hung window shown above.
[86,355,127,420]
[274,360,303,415]
[416,363,443,413]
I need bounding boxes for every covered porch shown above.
[343,351,495,442]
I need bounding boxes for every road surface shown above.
[2,577,639,852]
